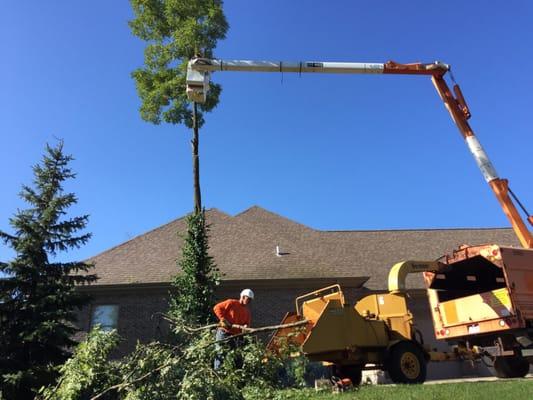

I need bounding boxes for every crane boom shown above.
[186,57,533,249]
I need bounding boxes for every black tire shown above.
[494,356,530,378]
[333,364,362,386]
[386,341,427,384]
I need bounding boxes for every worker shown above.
[213,288,254,369]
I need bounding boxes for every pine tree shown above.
[0,141,96,399]
[169,211,220,326]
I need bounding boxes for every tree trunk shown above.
[191,102,202,214]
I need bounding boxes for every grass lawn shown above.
[274,379,533,400]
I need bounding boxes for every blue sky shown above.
[1,1,532,261]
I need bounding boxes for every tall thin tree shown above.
[0,141,95,400]
[129,0,228,213]
[129,0,228,326]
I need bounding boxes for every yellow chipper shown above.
[268,261,442,385]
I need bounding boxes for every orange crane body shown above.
[385,61,532,248]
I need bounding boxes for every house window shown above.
[91,305,119,331]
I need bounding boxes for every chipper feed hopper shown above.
[424,244,533,378]
[268,263,440,385]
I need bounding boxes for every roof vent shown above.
[276,245,290,256]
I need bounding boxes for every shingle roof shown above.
[87,206,521,290]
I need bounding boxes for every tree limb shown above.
[89,354,181,400]
[90,319,308,399]
[153,312,308,334]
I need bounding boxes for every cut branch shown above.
[89,354,182,400]
[90,317,309,400]
[153,312,309,334]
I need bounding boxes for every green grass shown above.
[274,379,533,400]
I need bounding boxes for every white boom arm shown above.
[186,58,449,103]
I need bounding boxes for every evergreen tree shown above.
[0,141,96,399]
[169,211,220,326]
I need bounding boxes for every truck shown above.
[424,244,533,378]
[185,56,533,382]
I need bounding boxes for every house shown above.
[77,206,521,379]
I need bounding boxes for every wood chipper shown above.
[267,262,442,385]
[424,244,533,378]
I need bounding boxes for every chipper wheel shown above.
[493,356,530,378]
[386,341,427,384]
[332,364,362,386]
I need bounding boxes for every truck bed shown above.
[423,244,533,341]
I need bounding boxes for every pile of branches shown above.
[39,317,309,400]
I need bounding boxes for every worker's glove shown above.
[219,319,232,329]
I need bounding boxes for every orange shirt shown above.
[213,299,251,335]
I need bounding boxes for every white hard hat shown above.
[240,288,255,300]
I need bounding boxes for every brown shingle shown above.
[87,206,521,289]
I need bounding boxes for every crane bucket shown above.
[186,65,210,103]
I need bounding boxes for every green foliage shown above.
[169,211,220,327]
[157,332,283,400]
[280,356,309,388]
[52,328,286,399]
[129,0,228,127]
[0,141,96,399]
[191,335,282,400]
[119,341,183,399]
[270,328,322,388]
[39,327,121,400]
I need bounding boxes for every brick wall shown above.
[76,286,170,356]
